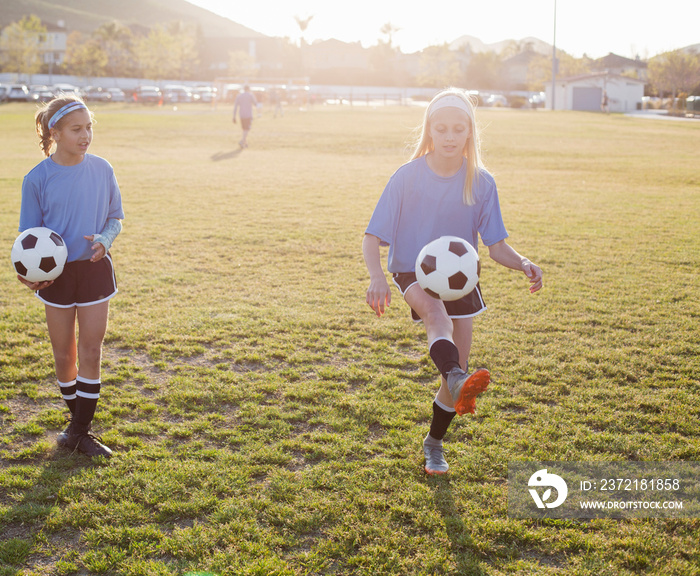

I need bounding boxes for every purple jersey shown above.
[19,154,124,262]
[366,156,508,273]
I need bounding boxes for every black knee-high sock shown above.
[58,379,77,414]
[429,338,461,379]
[74,378,101,432]
[429,402,457,441]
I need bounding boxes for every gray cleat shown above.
[423,436,449,475]
[446,368,490,415]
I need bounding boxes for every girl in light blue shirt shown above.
[17,96,124,458]
[363,88,543,475]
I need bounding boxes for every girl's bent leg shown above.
[436,317,474,407]
[405,284,461,383]
[404,284,453,344]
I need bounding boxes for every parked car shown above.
[286,85,310,105]
[7,84,30,102]
[82,86,111,102]
[641,96,661,110]
[686,96,700,116]
[221,83,243,102]
[163,85,192,103]
[134,86,162,103]
[250,86,267,105]
[528,92,546,108]
[52,83,81,97]
[107,87,126,102]
[28,85,55,103]
[191,86,217,103]
[485,93,508,107]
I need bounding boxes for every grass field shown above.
[0,100,699,576]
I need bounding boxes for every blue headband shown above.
[48,102,88,129]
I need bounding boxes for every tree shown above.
[64,31,108,78]
[294,15,314,46]
[648,49,700,99]
[135,24,179,80]
[380,22,401,48]
[464,51,503,90]
[369,40,400,85]
[0,15,46,78]
[93,21,135,78]
[518,49,593,92]
[369,23,402,86]
[555,51,592,78]
[416,44,462,88]
[228,50,257,79]
[166,21,200,80]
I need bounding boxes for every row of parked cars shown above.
[0,83,218,104]
[131,85,217,103]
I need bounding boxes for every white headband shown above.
[428,95,473,121]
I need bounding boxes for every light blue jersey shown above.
[233,91,257,120]
[19,154,125,262]
[366,156,508,273]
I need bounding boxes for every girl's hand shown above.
[17,274,53,291]
[366,277,392,317]
[84,235,106,262]
[522,260,543,293]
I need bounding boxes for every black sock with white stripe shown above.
[58,379,77,414]
[74,377,101,433]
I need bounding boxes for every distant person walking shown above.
[273,88,284,118]
[601,90,609,114]
[233,85,258,148]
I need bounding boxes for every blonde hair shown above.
[35,95,92,157]
[411,88,484,206]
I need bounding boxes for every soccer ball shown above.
[11,227,68,283]
[415,236,479,301]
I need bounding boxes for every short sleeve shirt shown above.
[234,91,258,119]
[366,156,508,273]
[19,154,125,262]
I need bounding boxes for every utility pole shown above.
[551,0,557,110]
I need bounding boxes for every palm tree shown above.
[294,15,314,46]
[380,22,401,49]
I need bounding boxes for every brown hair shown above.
[35,95,92,157]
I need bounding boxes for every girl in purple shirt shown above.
[363,88,543,475]
[17,96,124,459]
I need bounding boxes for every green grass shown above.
[0,101,699,575]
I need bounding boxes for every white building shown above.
[546,73,646,112]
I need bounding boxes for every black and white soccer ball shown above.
[415,236,479,301]
[11,227,68,283]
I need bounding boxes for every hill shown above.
[450,34,554,56]
[0,0,264,38]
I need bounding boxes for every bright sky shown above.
[186,0,698,59]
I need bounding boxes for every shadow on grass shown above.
[0,451,101,571]
[429,476,489,575]
[210,149,243,161]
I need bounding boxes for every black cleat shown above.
[56,421,72,448]
[63,428,112,458]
